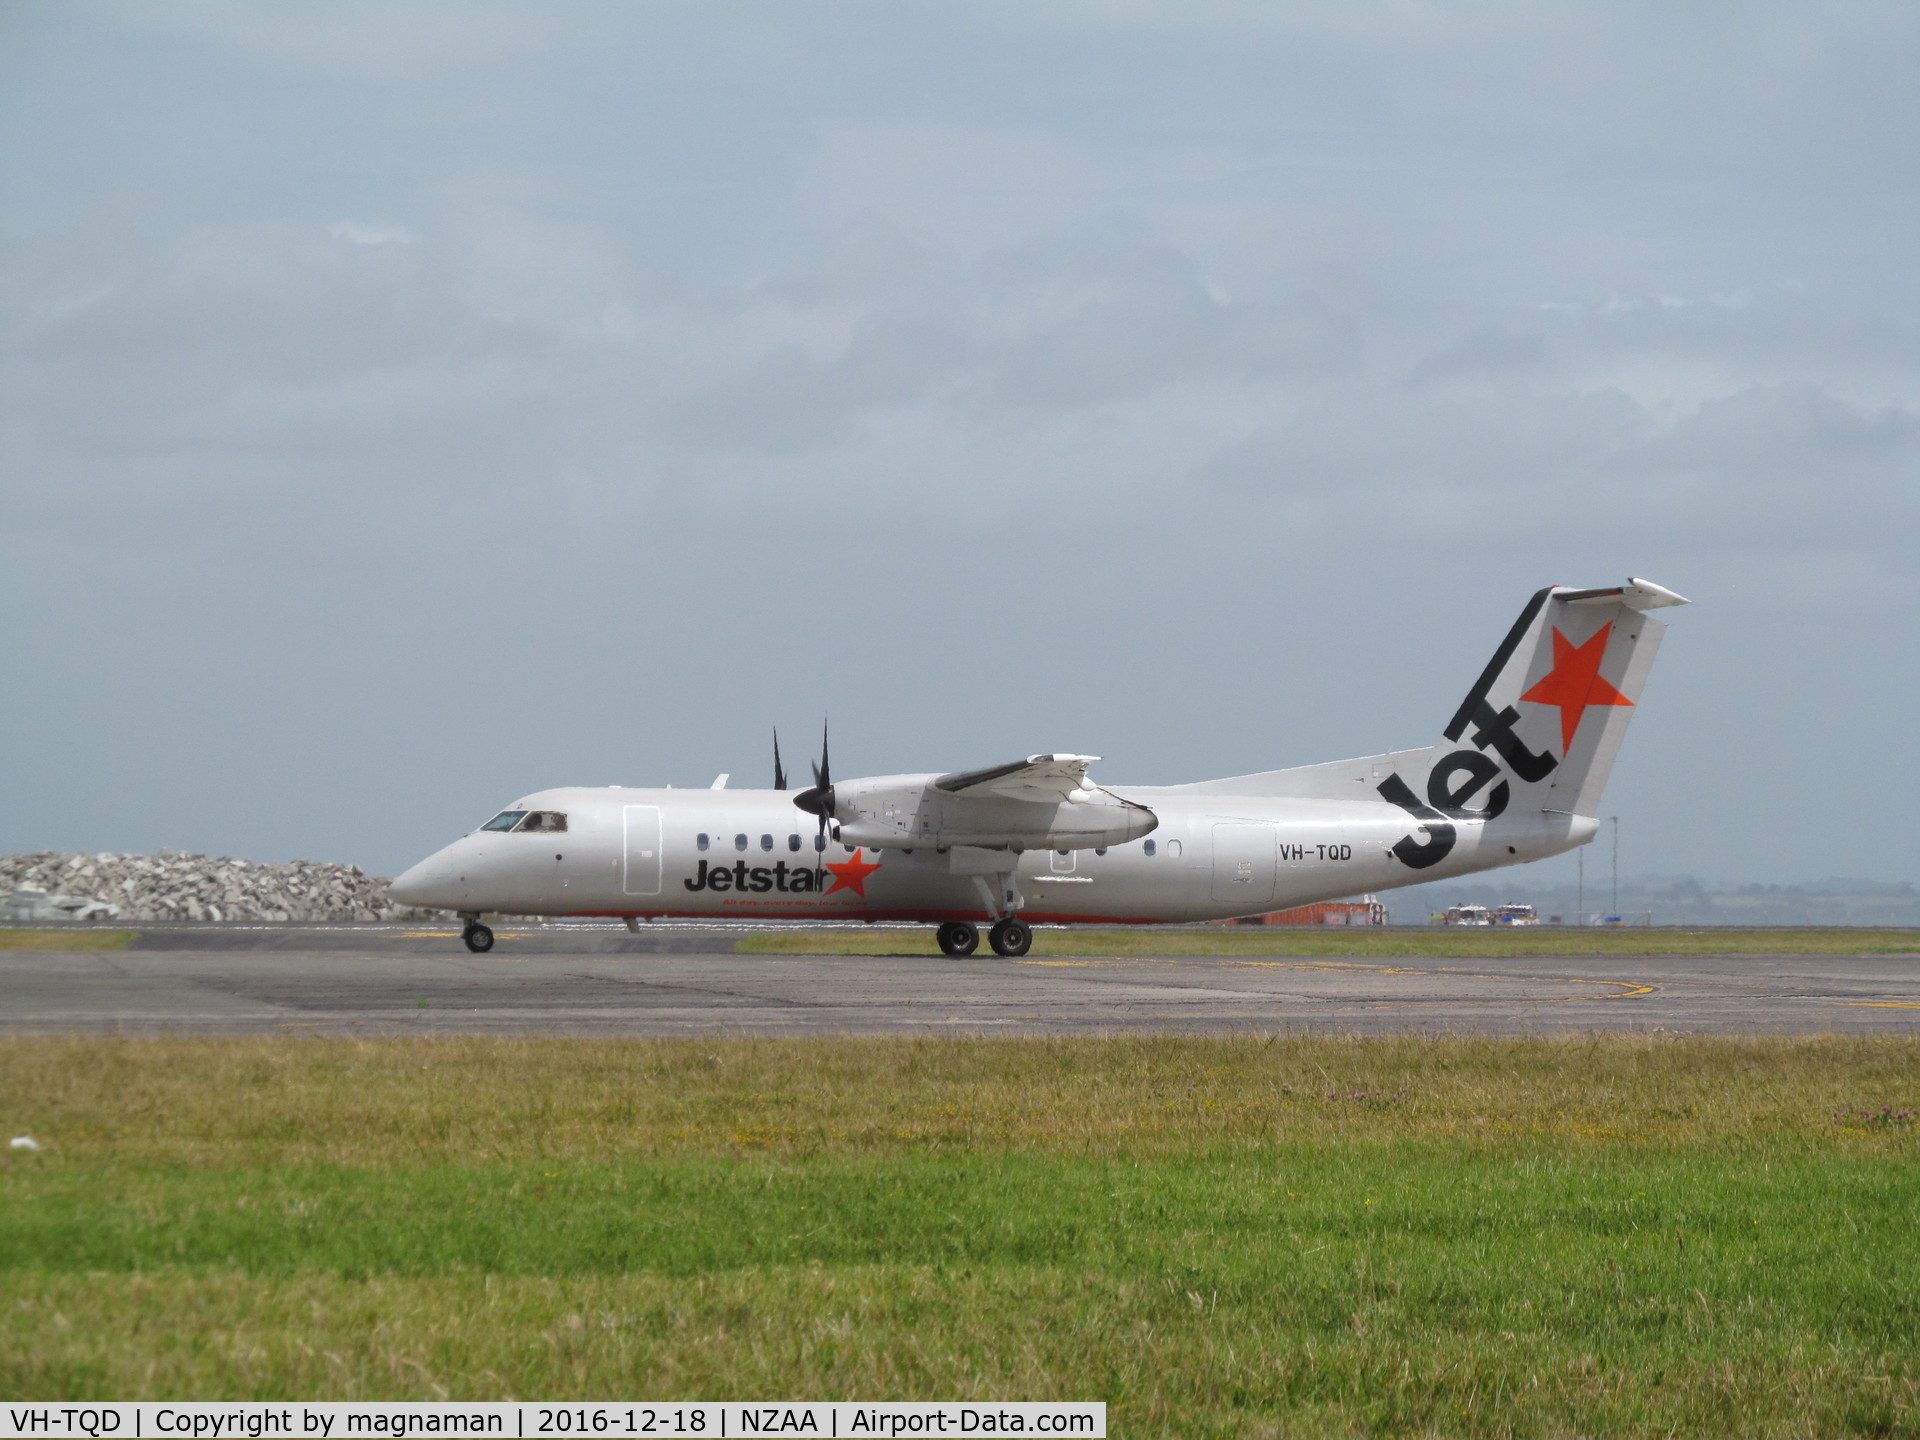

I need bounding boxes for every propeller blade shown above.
[791,719,834,840]
[772,728,787,791]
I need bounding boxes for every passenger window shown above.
[788,834,801,852]
[697,833,710,852]
[735,833,748,851]
[481,811,528,833]
[760,834,773,852]
[1168,839,1182,858]
[1144,839,1156,856]
[813,835,826,852]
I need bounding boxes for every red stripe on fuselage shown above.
[568,908,1170,925]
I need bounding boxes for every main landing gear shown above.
[952,871,1033,957]
[988,917,1032,958]
[935,919,1030,957]
[936,921,979,957]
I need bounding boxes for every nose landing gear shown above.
[459,914,494,953]
[987,918,1032,958]
[936,921,979,957]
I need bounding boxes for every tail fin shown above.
[1378,578,1687,868]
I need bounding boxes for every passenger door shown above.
[622,805,663,897]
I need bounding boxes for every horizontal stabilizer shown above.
[1555,577,1690,610]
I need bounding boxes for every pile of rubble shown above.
[1,851,417,924]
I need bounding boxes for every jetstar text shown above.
[684,859,823,893]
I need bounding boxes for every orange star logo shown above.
[823,847,882,898]
[1519,623,1633,751]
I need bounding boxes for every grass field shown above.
[738,925,1920,958]
[4,1035,1919,1435]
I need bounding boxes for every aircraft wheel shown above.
[987,918,1032,958]
[462,923,494,954]
[936,922,979,957]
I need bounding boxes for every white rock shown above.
[1,850,412,923]
[9,1136,39,1152]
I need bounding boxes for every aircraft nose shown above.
[388,859,454,908]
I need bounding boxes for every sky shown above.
[2,1,1916,884]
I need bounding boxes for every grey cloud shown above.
[3,2,1917,884]
[106,1,558,79]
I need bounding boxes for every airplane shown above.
[388,578,1688,956]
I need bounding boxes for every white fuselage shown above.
[389,784,1595,924]
[389,579,1682,929]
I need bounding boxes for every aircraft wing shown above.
[933,753,1101,803]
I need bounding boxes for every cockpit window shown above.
[481,811,528,832]
[517,811,569,833]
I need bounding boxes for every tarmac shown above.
[3,923,1919,1035]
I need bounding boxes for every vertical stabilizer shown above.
[1376,578,1687,868]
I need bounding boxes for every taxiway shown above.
[3,924,1918,1034]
